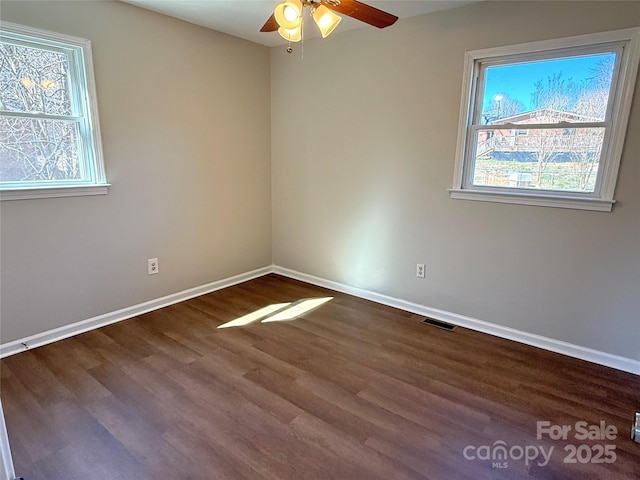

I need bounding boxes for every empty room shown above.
[0,1,639,479]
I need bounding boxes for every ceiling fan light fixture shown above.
[312,5,341,38]
[274,0,303,30]
[277,25,302,42]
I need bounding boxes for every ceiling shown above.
[120,0,480,47]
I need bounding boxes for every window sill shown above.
[0,184,110,201]
[448,188,614,212]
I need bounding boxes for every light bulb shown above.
[274,0,302,30]
[312,5,341,38]
[40,79,56,90]
[284,5,298,22]
[318,13,332,28]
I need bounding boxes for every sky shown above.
[481,51,616,114]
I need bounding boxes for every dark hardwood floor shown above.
[1,274,639,479]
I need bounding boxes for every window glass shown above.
[0,117,81,182]
[472,127,604,192]
[0,22,107,199]
[480,52,615,125]
[0,42,74,116]
[451,29,640,211]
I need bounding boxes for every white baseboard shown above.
[2,264,638,375]
[0,266,273,359]
[0,400,16,480]
[272,266,640,375]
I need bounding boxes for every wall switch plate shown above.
[148,258,159,275]
[416,263,425,278]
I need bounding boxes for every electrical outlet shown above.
[148,258,159,275]
[416,263,425,278]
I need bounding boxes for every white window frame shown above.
[450,28,640,212]
[0,21,108,201]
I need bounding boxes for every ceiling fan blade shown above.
[260,14,279,32]
[324,0,398,29]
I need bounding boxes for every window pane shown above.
[472,127,604,192]
[0,42,74,116]
[0,116,81,182]
[481,52,616,125]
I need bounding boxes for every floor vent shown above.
[421,317,456,331]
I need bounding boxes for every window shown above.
[451,29,640,211]
[0,22,107,200]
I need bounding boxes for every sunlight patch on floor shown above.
[216,303,291,329]
[262,297,333,323]
[217,297,333,329]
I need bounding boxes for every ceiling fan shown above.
[260,0,398,44]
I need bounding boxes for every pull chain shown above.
[300,9,305,61]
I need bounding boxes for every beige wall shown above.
[271,1,640,359]
[0,1,272,342]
